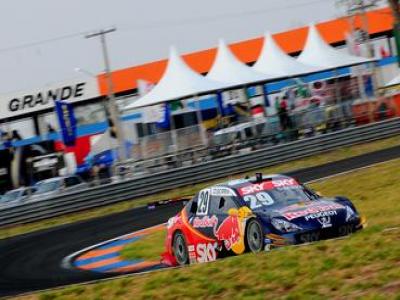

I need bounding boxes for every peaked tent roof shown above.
[253,32,323,76]
[124,47,227,110]
[97,7,392,96]
[206,39,278,85]
[297,24,372,69]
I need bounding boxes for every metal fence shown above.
[114,99,399,177]
[1,117,399,227]
[131,125,205,161]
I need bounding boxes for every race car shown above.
[162,173,365,266]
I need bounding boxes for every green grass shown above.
[121,229,166,261]
[1,135,399,240]
[17,157,400,300]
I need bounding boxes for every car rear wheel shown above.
[173,232,189,265]
[246,219,264,253]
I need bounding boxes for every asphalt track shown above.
[0,145,399,298]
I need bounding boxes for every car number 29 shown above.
[197,189,210,215]
[244,192,274,209]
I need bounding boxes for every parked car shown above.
[30,175,87,200]
[209,121,263,158]
[0,187,34,206]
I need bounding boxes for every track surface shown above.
[0,145,399,297]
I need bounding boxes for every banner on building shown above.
[156,103,171,129]
[0,77,100,120]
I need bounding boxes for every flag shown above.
[216,92,225,116]
[380,45,389,58]
[263,85,270,107]
[169,100,184,111]
[156,103,171,129]
[55,100,77,146]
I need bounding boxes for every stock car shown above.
[162,173,365,266]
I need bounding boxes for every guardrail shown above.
[1,117,399,227]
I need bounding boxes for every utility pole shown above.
[85,27,126,161]
[337,0,381,58]
[388,0,400,66]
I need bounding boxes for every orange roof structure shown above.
[97,7,394,96]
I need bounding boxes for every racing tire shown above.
[245,219,264,253]
[173,232,189,266]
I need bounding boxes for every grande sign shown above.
[0,77,100,120]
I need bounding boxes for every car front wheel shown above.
[246,219,264,253]
[173,232,189,265]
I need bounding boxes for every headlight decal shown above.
[271,218,302,233]
[345,206,357,222]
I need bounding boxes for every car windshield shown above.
[34,180,60,194]
[241,185,317,210]
[1,190,21,202]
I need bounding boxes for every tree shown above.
[388,0,400,65]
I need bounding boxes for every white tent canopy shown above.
[384,73,400,88]
[207,39,277,85]
[298,24,372,69]
[253,32,323,77]
[124,47,227,110]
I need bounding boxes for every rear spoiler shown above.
[147,195,193,210]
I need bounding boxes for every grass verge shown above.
[18,157,400,299]
[1,135,399,240]
[121,229,166,261]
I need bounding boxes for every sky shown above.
[0,0,355,94]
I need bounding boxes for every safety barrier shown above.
[0,117,399,227]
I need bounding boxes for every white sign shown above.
[142,105,165,123]
[0,77,100,120]
[222,88,247,105]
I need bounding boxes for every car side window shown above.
[186,196,198,216]
[210,196,238,214]
[65,176,82,187]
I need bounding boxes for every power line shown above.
[0,31,88,54]
[119,0,331,33]
[0,0,330,53]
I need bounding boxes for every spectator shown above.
[278,97,290,130]
[3,131,13,148]
[12,130,22,141]
[47,124,56,133]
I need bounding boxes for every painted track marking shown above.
[63,224,166,274]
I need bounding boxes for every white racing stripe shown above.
[305,158,400,184]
